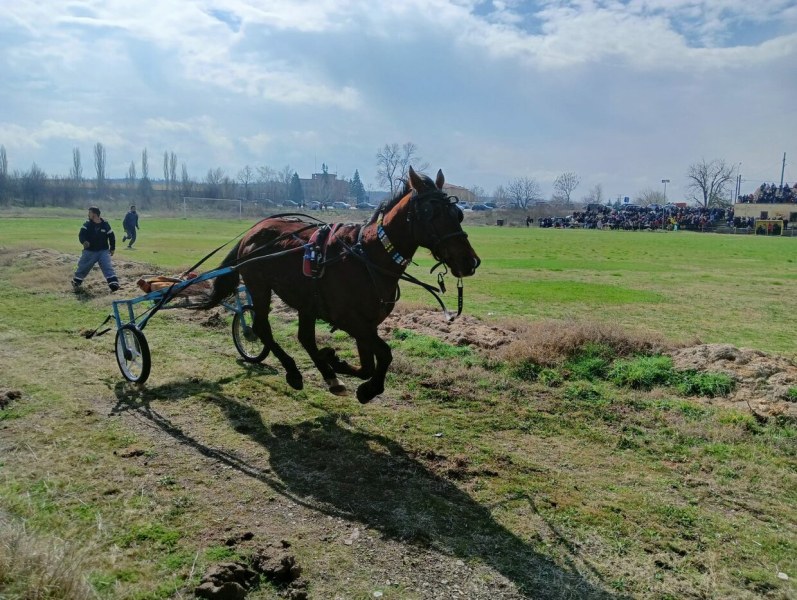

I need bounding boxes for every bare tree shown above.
[180,163,194,198]
[469,185,485,202]
[163,151,169,187]
[93,142,106,194]
[139,148,152,204]
[238,165,254,201]
[256,165,278,203]
[492,184,509,207]
[257,165,276,183]
[21,162,47,206]
[583,183,604,205]
[635,189,666,206]
[687,159,735,208]
[375,143,400,197]
[376,142,427,197]
[69,148,83,183]
[127,161,137,189]
[205,167,225,198]
[552,171,580,204]
[506,176,542,209]
[0,145,8,205]
[169,152,177,188]
[278,165,293,187]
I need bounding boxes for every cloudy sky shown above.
[1,0,796,203]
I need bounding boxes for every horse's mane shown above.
[366,173,436,225]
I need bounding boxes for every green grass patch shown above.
[608,355,675,390]
[391,328,472,359]
[675,370,735,397]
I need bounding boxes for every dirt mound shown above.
[381,309,797,420]
[379,309,513,350]
[670,344,797,419]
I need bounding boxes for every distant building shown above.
[734,202,797,223]
[300,172,351,204]
[442,183,476,204]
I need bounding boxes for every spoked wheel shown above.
[115,324,151,383]
[232,305,269,363]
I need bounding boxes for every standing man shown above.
[122,204,139,248]
[72,206,120,292]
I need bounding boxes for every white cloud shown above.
[0,0,794,197]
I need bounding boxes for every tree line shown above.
[0,140,739,211]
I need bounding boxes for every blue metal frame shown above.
[111,266,253,357]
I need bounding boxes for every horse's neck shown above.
[362,195,418,273]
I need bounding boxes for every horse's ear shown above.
[435,169,445,190]
[408,166,422,191]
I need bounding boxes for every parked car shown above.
[332,201,351,210]
[471,203,491,211]
[308,201,322,210]
[281,200,299,208]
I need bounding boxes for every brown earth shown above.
[15,247,797,421]
[3,248,796,598]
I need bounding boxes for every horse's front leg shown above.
[317,341,374,380]
[355,332,390,404]
[297,312,346,395]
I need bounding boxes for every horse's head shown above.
[407,167,481,278]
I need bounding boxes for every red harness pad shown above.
[302,223,342,278]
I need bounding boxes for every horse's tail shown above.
[191,241,242,309]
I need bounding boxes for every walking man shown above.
[72,206,120,292]
[122,204,139,248]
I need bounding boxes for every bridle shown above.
[408,189,470,266]
[406,189,484,286]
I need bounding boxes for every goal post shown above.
[182,197,243,219]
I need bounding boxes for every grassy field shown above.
[0,211,795,599]
[1,212,795,354]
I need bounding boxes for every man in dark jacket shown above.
[122,204,139,248]
[72,206,120,292]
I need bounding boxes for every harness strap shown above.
[342,233,464,321]
[184,212,327,275]
[84,314,113,338]
[375,212,411,267]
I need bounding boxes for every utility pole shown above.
[735,162,742,203]
[780,152,786,189]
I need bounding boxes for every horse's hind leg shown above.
[297,312,346,395]
[250,292,303,391]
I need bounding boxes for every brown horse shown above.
[196,167,481,403]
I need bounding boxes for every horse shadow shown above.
[111,379,624,599]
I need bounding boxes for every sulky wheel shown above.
[232,305,269,363]
[115,324,151,383]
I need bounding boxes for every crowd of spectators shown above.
[738,182,797,204]
[539,204,734,231]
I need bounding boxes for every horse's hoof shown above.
[356,382,382,404]
[286,372,303,390]
[325,377,348,396]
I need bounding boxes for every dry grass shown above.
[495,318,679,367]
[0,513,96,599]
